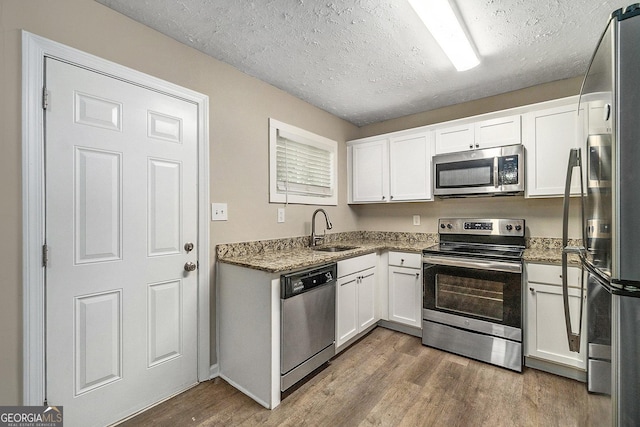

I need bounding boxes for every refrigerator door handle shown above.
[561,148,586,353]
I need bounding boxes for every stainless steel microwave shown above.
[433,144,525,197]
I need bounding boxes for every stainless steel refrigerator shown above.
[562,4,640,426]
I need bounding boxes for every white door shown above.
[45,58,199,426]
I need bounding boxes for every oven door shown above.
[423,255,522,331]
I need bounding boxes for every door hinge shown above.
[42,88,49,110]
[42,244,49,268]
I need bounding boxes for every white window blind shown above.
[269,119,337,206]
[276,130,333,197]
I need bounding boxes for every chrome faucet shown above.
[311,208,333,246]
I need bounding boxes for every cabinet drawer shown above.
[388,252,421,269]
[526,263,582,288]
[338,253,377,278]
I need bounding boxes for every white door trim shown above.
[21,31,211,405]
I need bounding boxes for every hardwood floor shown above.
[120,327,609,426]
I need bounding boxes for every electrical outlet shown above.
[212,203,228,221]
[277,208,285,223]
[413,215,421,226]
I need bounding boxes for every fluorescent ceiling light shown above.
[408,0,480,71]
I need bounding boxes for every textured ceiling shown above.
[95,0,629,126]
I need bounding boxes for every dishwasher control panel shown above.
[281,264,337,299]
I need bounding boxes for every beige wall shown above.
[0,0,585,406]
[0,0,359,405]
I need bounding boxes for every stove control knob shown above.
[515,225,522,231]
[506,224,513,231]
[440,223,446,229]
[446,224,453,230]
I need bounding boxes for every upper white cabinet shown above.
[349,130,434,204]
[523,99,587,198]
[389,132,433,201]
[350,138,388,202]
[347,95,594,201]
[435,115,521,154]
[434,123,474,153]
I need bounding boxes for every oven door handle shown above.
[422,255,522,273]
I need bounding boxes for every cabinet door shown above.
[523,103,586,197]
[389,132,433,201]
[358,269,377,331]
[388,266,422,328]
[526,282,587,369]
[337,274,358,347]
[351,139,389,203]
[435,123,474,154]
[475,115,521,149]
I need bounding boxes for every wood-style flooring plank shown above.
[120,328,605,427]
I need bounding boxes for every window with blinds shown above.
[269,119,337,205]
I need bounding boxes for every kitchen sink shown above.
[311,245,357,252]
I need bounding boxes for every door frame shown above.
[21,31,211,405]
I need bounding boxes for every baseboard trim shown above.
[209,363,220,380]
[525,356,586,382]
[377,320,422,337]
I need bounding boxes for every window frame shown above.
[269,118,338,206]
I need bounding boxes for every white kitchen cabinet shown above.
[349,130,434,204]
[388,252,422,328]
[389,132,433,201]
[434,123,474,154]
[336,254,378,349]
[350,138,389,203]
[525,263,587,371]
[218,263,282,409]
[435,115,521,154]
[523,100,587,197]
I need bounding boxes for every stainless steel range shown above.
[422,218,525,372]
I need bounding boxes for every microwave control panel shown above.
[498,155,519,185]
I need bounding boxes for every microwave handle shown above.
[493,157,499,188]
[561,148,586,353]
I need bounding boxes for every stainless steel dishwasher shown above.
[280,263,336,392]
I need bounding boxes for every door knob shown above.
[184,262,197,272]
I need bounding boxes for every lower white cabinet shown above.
[336,254,377,348]
[525,263,587,370]
[388,252,422,328]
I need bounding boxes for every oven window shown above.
[436,274,504,321]
[423,263,521,329]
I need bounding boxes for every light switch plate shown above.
[212,203,228,221]
[277,208,285,223]
[413,215,421,226]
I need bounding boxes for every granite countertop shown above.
[217,232,581,273]
[216,232,437,273]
